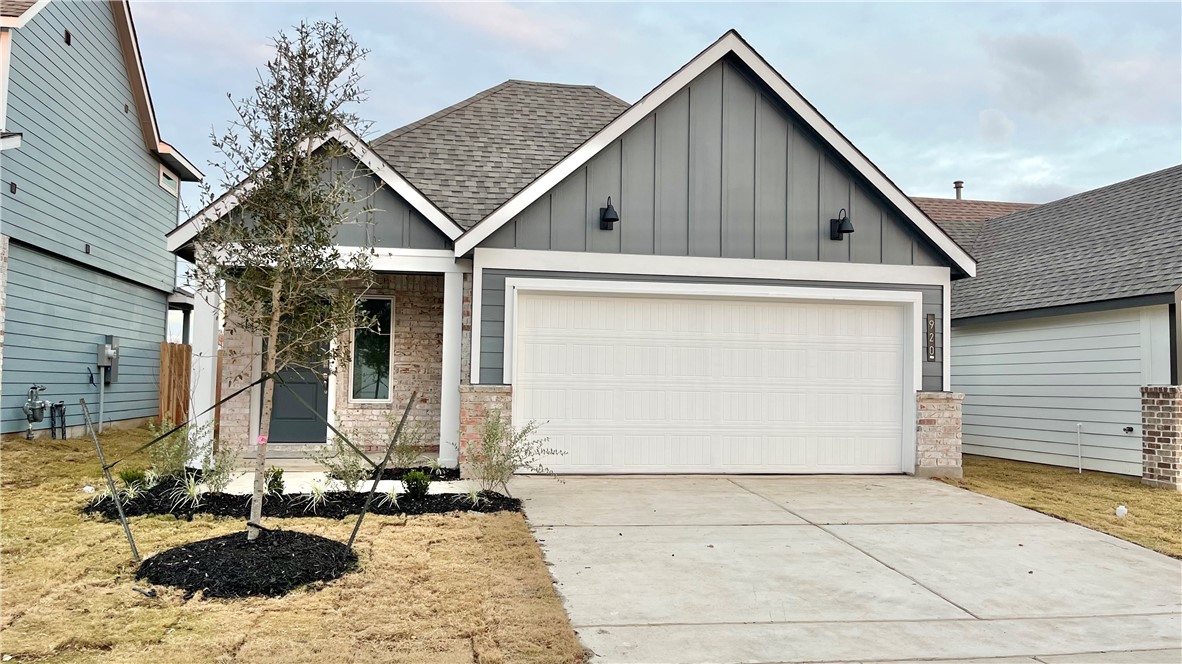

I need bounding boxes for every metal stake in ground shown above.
[347,391,417,549]
[79,398,140,562]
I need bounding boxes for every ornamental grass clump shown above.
[466,412,564,497]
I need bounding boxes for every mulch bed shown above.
[83,480,519,521]
[359,465,461,482]
[136,528,357,598]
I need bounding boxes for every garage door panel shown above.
[514,292,904,474]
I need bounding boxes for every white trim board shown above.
[167,126,464,254]
[0,0,50,29]
[476,247,951,285]
[453,30,976,278]
[504,277,922,474]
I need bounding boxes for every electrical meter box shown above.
[96,335,120,384]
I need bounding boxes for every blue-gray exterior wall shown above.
[327,156,452,250]
[2,0,180,293]
[483,58,944,268]
[477,268,944,391]
[2,243,167,434]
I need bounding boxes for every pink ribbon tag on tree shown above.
[257,435,268,446]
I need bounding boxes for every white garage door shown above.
[512,291,905,474]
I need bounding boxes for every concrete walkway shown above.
[513,476,1182,664]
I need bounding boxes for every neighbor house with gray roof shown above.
[0,0,201,437]
[171,30,979,479]
[945,165,1181,489]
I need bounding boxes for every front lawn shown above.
[945,454,1182,559]
[0,428,584,663]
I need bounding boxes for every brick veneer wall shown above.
[1142,386,1180,491]
[217,276,445,456]
[915,391,965,479]
[333,274,443,453]
[458,384,512,475]
[218,283,256,452]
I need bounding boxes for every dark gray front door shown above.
[267,366,328,443]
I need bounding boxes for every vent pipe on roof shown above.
[953,180,964,200]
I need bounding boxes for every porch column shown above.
[439,270,462,467]
[188,280,221,464]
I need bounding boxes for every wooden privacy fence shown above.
[159,342,191,425]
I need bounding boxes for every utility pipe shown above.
[1076,423,1083,474]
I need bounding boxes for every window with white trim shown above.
[159,164,179,195]
[351,297,393,401]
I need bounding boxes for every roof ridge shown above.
[911,195,1035,206]
[372,80,517,145]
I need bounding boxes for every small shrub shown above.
[142,469,161,490]
[201,445,240,493]
[147,419,214,479]
[386,419,429,470]
[117,467,146,488]
[465,411,564,496]
[456,488,487,508]
[302,479,329,514]
[265,467,285,496]
[402,470,431,500]
[166,473,203,511]
[310,431,369,492]
[377,485,400,510]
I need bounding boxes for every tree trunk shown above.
[247,311,282,541]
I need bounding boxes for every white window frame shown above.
[158,163,179,196]
[348,295,396,404]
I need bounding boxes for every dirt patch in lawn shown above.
[0,429,585,663]
[945,454,1182,559]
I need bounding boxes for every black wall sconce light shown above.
[829,208,854,241]
[600,196,620,230]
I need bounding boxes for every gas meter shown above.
[22,385,49,440]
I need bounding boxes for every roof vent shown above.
[953,180,964,200]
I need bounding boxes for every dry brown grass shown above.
[945,454,1182,559]
[0,429,584,663]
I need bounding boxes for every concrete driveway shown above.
[514,476,1181,664]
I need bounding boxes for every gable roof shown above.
[166,125,463,259]
[371,80,628,229]
[453,30,977,277]
[912,197,1038,255]
[912,197,1037,224]
[952,165,1182,320]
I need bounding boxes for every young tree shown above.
[191,18,376,541]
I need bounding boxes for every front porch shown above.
[191,250,470,469]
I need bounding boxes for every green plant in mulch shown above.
[265,467,285,496]
[401,470,431,501]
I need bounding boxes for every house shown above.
[170,31,976,477]
[0,0,201,436]
[944,166,1181,490]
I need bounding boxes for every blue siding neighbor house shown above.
[0,0,201,435]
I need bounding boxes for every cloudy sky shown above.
[134,1,1181,214]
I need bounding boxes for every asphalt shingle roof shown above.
[952,165,1182,320]
[371,80,629,229]
[912,197,1037,224]
[1,0,38,19]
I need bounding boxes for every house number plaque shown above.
[925,314,936,362]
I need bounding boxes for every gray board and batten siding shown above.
[481,57,947,270]
[478,269,945,391]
